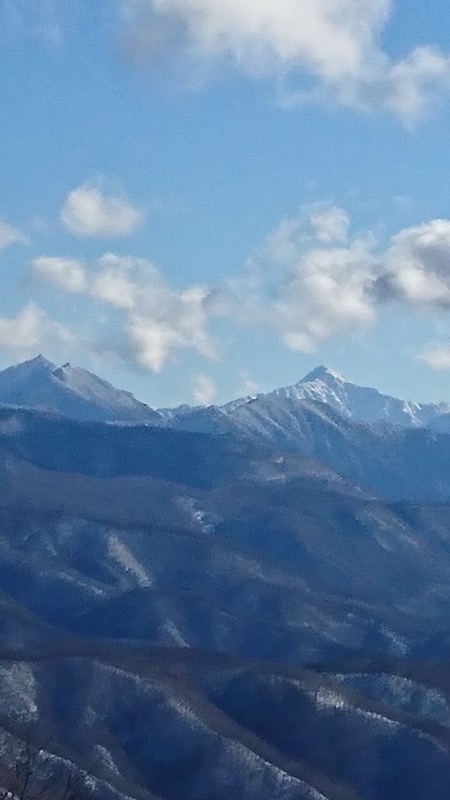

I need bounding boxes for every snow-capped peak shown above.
[27,354,56,369]
[2,356,450,433]
[192,364,449,437]
[0,354,56,378]
[263,365,450,429]
[299,365,347,384]
[0,354,57,398]
[0,355,160,423]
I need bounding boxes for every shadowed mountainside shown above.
[0,403,450,797]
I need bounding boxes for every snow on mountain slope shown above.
[0,355,57,401]
[0,356,160,423]
[2,356,450,431]
[267,365,450,428]
[166,362,450,442]
[217,364,450,431]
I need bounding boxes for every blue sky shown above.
[3,1,450,405]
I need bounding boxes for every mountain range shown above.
[2,355,450,432]
[1,357,450,798]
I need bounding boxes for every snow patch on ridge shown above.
[108,534,152,586]
[0,663,38,723]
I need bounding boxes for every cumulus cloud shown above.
[309,205,350,244]
[90,254,136,309]
[217,206,450,357]
[216,205,380,352]
[31,256,88,293]
[0,303,73,358]
[32,252,216,372]
[192,373,217,405]
[126,284,215,372]
[90,255,216,371]
[385,220,450,306]
[419,345,450,371]
[274,241,378,353]
[32,205,450,372]
[0,220,27,250]
[121,0,450,122]
[60,183,144,237]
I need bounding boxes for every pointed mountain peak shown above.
[0,355,160,422]
[22,354,56,370]
[300,365,347,384]
[30,354,52,364]
[0,354,57,377]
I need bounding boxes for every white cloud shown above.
[192,373,217,405]
[32,206,450,372]
[31,256,88,293]
[32,252,216,372]
[384,46,450,123]
[216,205,379,353]
[121,0,450,121]
[217,207,450,356]
[90,254,216,370]
[125,283,216,371]
[60,183,144,237]
[125,316,185,372]
[309,205,350,244]
[0,303,73,358]
[273,240,378,353]
[0,220,27,250]
[91,254,137,309]
[385,220,450,306]
[419,344,450,371]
